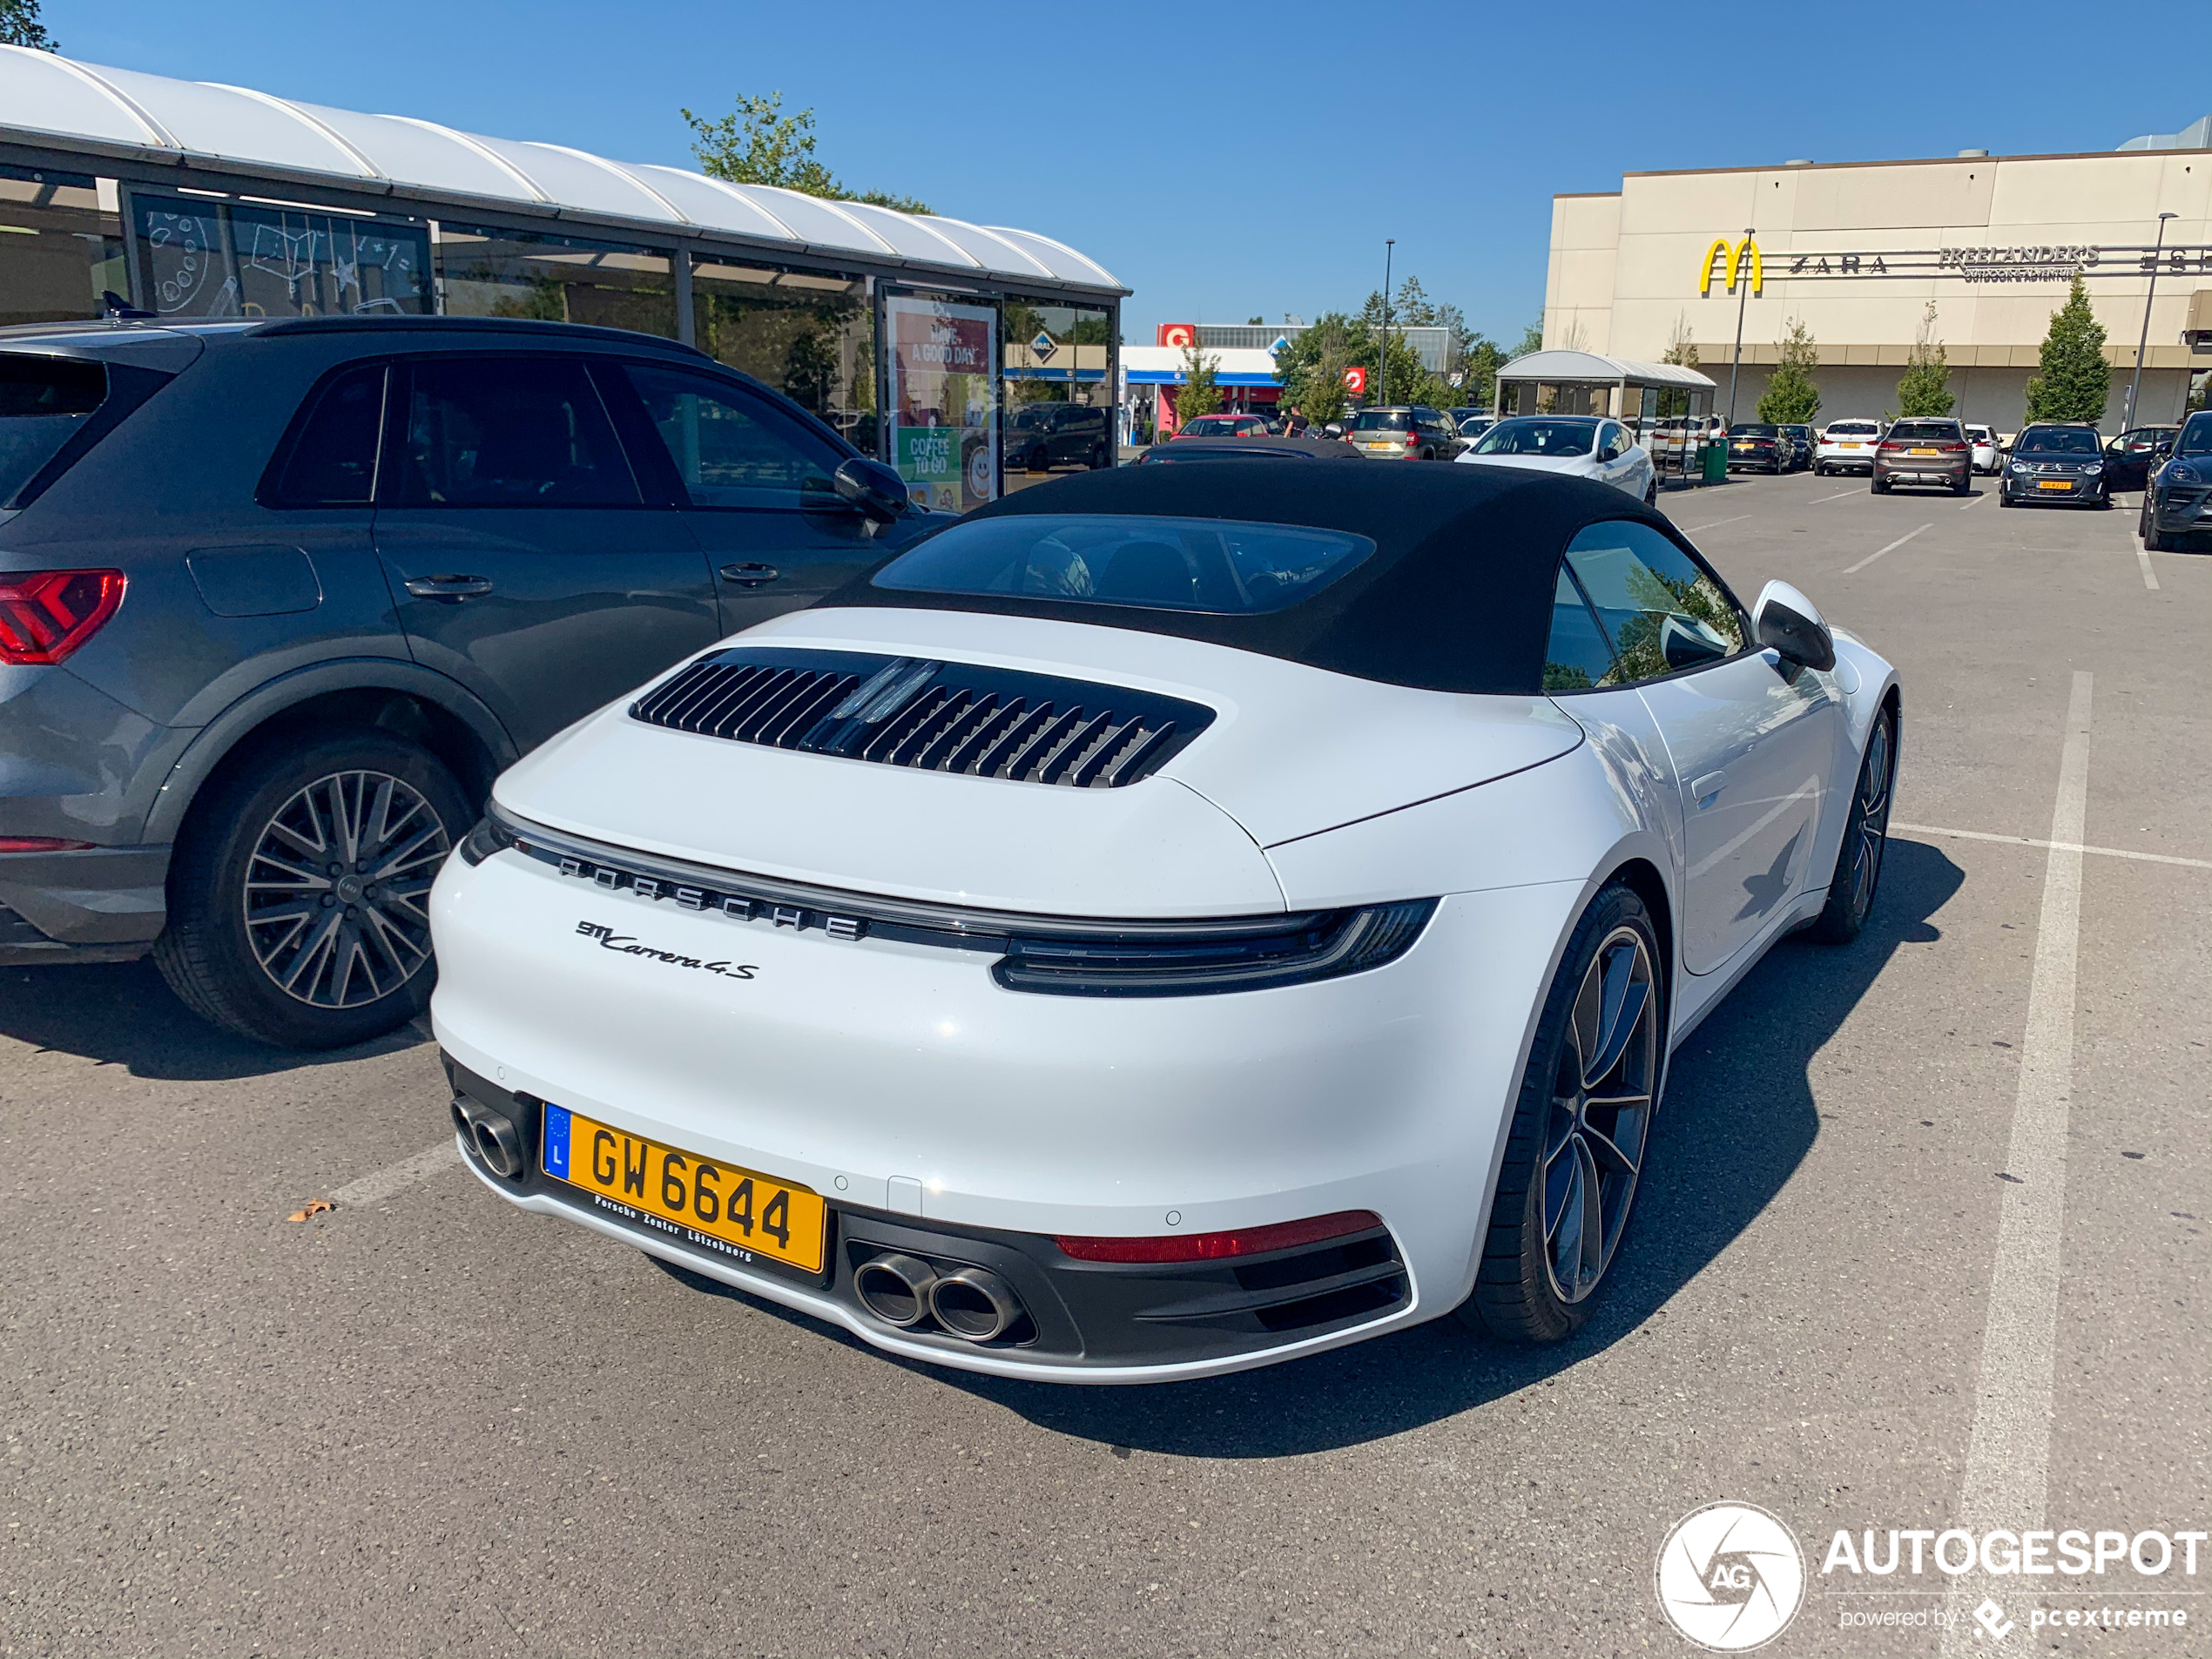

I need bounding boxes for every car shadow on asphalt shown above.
[0,959,428,1080]
[662,838,1964,1458]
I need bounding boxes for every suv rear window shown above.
[1886,421,1960,441]
[1,355,109,505]
[1348,410,1412,431]
[873,513,1375,614]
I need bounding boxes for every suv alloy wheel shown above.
[154,726,469,1049]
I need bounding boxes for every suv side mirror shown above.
[833,456,913,525]
[1753,580,1836,672]
[1323,422,1344,439]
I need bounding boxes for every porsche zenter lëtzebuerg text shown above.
[430,465,1900,1383]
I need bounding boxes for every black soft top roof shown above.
[825,461,1682,695]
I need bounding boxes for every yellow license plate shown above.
[1841,442,1863,448]
[1909,447,1939,455]
[2036,479,2073,489]
[540,1103,826,1272]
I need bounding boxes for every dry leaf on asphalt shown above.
[285,1198,336,1222]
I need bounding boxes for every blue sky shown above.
[35,1,2207,345]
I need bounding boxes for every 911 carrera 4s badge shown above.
[574,920,757,980]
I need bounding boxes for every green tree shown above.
[1291,316,1351,426]
[683,91,931,216]
[1895,302,1955,418]
[1514,317,1545,359]
[1757,318,1822,423]
[1174,344,1224,424]
[1273,309,1440,415]
[2022,275,2112,424]
[1460,336,1506,408]
[0,0,55,49]
[1656,316,1700,417]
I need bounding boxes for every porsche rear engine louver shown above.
[629,647,1215,789]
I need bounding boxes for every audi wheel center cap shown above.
[1654,1501,1806,1650]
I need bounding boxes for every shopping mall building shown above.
[1543,121,2212,432]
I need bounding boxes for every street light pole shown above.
[1379,239,1395,408]
[1725,226,1755,429]
[2124,212,2177,431]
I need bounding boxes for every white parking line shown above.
[1939,672,2092,1655]
[1809,489,1861,504]
[1841,522,1932,573]
[1893,820,2212,871]
[327,1138,462,1209]
[1679,514,1752,534]
[2126,523,2161,590]
[1959,492,1986,509]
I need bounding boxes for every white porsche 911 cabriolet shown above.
[429,462,1898,1384]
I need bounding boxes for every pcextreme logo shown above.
[1656,1502,1807,1650]
[1699,236,1764,297]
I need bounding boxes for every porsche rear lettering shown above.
[574,920,759,980]
[550,853,868,942]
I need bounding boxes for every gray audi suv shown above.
[0,315,932,1049]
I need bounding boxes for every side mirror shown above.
[1323,422,1344,439]
[1753,580,1837,672]
[833,456,912,525]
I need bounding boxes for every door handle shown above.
[1689,770,1728,808]
[718,562,781,588]
[402,574,495,602]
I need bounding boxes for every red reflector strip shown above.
[1055,1209,1383,1264]
[0,837,96,853]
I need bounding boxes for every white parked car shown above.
[1815,419,1885,475]
[1966,424,2000,475]
[429,465,1900,1384]
[1456,415,1656,506]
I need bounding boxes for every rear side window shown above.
[265,363,386,506]
[1,355,109,506]
[621,363,840,509]
[399,357,638,508]
[1543,568,1620,691]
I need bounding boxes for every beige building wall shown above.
[1543,146,2212,432]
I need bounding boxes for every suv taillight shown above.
[0,570,126,665]
[1404,431,1420,447]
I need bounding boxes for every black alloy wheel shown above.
[1462,884,1662,1342]
[1811,705,1896,945]
[155,725,470,1049]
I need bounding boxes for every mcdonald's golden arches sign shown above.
[1699,237,1764,296]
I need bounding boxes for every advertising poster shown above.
[887,294,997,513]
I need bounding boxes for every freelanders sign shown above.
[1699,237,2212,288]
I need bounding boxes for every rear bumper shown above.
[0,845,168,954]
[428,842,1560,1380]
[1875,459,1969,484]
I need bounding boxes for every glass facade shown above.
[132,189,431,320]
[1001,296,1112,413]
[884,290,1000,514]
[435,224,677,338]
[688,258,874,453]
[0,165,125,326]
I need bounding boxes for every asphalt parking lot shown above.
[3,467,2205,1656]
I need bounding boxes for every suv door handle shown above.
[718,562,781,587]
[1689,770,1728,808]
[402,575,495,601]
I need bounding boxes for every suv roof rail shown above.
[246,315,710,358]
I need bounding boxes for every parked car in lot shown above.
[1343,407,1463,460]
[1815,418,1885,475]
[0,315,937,1049]
[1646,414,1723,475]
[1725,423,1790,474]
[1777,424,1814,471]
[1873,418,1972,496]
[1456,415,1656,505]
[1132,434,1360,463]
[1997,422,2109,509]
[1005,402,1112,473]
[1965,424,2001,475]
[1447,406,1490,429]
[2137,410,2212,549]
[430,462,1899,1381]
[2101,425,2179,494]
[1176,413,1272,441]
[1457,415,1495,443]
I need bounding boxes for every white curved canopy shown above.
[0,46,1124,294]
[1496,349,1715,389]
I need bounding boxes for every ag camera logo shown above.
[1656,1502,1807,1650]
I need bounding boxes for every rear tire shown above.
[1460,884,1662,1344]
[1810,706,1895,946]
[154,726,469,1049]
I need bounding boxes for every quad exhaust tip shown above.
[450,1096,524,1179]
[855,1252,1026,1342]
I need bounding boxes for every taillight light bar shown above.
[0,570,126,665]
[1055,1209,1383,1264]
